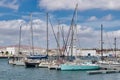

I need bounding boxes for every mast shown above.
[61,26,65,56]
[30,13,34,54]
[18,24,22,54]
[114,37,117,57]
[70,3,78,59]
[101,24,103,60]
[57,22,60,59]
[71,21,74,58]
[75,3,78,57]
[46,13,49,55]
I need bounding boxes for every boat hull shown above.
[25,62,39,68]
[60,64,100,71]
[14,61,25,66]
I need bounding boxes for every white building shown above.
[64,46,97,56]
[6,45,46,55]
[80,49,97,56]
[6,47,17,55]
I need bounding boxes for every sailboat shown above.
[60,61,100,71]
[38,13,50,68]
[98,25,120,66]
[60,4,100,71]
[24,14,48,68]
[8,24,25,66]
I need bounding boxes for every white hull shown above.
[39,61,50,68]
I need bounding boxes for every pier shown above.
[87,64,120,75]
[99,64,120,70]
[87,70,120,74]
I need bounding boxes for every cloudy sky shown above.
[0,0,120,49]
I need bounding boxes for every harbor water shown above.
[0,59,120,80]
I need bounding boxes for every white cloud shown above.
[0,0,19,10]
[39,0,120,11]
[81,20,120,29]
[76,25,120,49]
[87,16,98,21]
[0,19,54,48]
[0,18,120,49]
[102,14,113,21]
[39,0,76,11]
[87,14,113,22]
[0,20,24,29]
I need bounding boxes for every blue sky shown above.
[0,0,120,49]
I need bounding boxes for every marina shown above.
[0,0,120,80]
[6,55,120,71]
[1,59,120,80]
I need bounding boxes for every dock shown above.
[87,70,120,74]
[99,64,120,70]
[87,64,120,75]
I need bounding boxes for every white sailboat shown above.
[24,14,41,68]
[8,23,25,66]
[38,13,49,68]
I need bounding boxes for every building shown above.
[6,47,17,55]
[80,49,97,56]
[1,45,46,56]
[64,46,97,56]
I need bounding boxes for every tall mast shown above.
[30,13,34,54]
[18,24,22,54]
[70,4,78,58]
[71,21,74,57]
[75,3,78,57]
[46,13,49,55]
[101,24,103,60]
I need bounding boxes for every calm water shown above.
[0,59,120,80]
